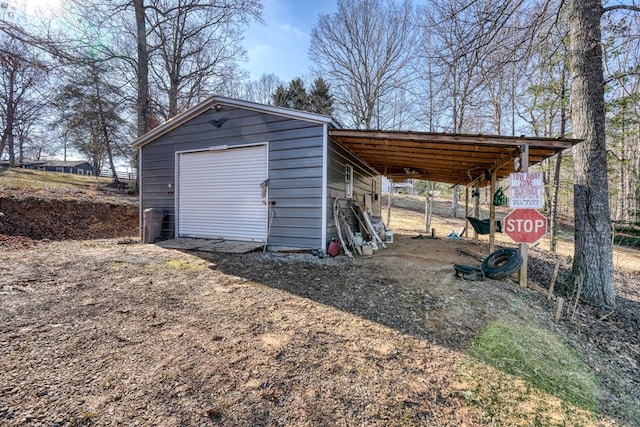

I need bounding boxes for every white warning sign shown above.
[509,172,543,209]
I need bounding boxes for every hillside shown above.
[0,168,139,243]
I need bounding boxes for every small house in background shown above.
[15,160,94,175]
[133,96,381,251]
[37,160,94,175]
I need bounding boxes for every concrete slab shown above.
[156,238,264,254]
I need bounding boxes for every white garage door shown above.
[177,145,268,241]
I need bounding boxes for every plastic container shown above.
[327,240,340,257]
[385,231,394,244]
[143,208,164,243]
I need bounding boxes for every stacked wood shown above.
[333,198,353,258]
[334,198,365,256]
[351,194,386,249]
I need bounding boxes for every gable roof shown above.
[132,95,336,148]
[1,160,91,168]
[42,160,92,168]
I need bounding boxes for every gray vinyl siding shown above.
[326,138,380,241]
[140,105,325,247]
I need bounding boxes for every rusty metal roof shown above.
[329,129,580,186]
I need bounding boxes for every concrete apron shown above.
[156,238,264,254]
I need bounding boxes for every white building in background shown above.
[382,176,414,194]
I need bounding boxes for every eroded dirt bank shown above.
[0,196,138,240]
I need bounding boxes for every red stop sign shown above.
[504,209,547,243]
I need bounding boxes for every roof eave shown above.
[132,95,337,148]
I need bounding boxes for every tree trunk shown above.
[568,0,615,307]
[134,0,150,137]
[551,61,569,253]
[549,151,563,252]
[1,66,16,166]
[92,67,120,184]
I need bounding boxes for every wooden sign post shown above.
[518,145,529,288]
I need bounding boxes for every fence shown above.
[99,170,138,181]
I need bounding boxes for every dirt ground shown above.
[1,184,639,426]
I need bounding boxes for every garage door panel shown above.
[178,145,267,241]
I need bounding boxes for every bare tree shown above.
[133,0,150,136]
[236,73,284,104]
[309,0,417,129]
[51,62,129,177]
[603,10,640,222]
[0,36,47,165]
[568,0,615,306]
[519,13,570,252]
[145,0,261,119]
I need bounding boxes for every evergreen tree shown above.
[309,77,334,116]
[271,76,334,116]
[287,78,309,110]
[272,84,289,107]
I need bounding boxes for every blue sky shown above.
[241,0,338,82]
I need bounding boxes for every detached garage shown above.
[133,96,381,251]
[134,95,577,252]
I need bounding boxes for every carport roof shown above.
[329,129,580,186]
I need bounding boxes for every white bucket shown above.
[385,231,394,243]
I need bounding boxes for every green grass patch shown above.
[468,321,599,412]
[162,258,204,271]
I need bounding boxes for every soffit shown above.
[329,129,580,186]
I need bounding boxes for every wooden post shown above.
[571,273,584,321]
[489,169,497,253]
[473,183,480,243]
[424,181,432,233]
[386,185,393,228]
[519,144,529,288]
[554,297,564,320]
[547,257,561,300]
[465,186,470,238]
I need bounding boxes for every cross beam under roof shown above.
[329,129,580,186]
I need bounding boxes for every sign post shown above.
[516,146,530,288]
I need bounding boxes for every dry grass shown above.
[385,193,640,274]
[1,178,638,426]
[0,168,135,205]
[0,168,108,190]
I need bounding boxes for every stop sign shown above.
[504,209,547,243]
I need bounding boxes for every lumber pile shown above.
[332,197,388,257]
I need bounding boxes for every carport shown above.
[329,130,578,184]
[329,129,581,285]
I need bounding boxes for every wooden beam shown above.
[329,129,579,150]
[489,168,497,253]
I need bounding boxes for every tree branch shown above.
[603,5,640,13]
